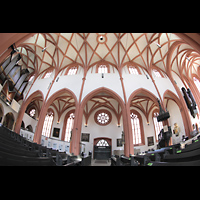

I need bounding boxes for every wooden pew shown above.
[111,155,121,166]
[81,155,91,166]
[131,155,151,166]
[111,155,138,166]
[163,148,200,162]
[0,150,56,166]
[146,159,200,166]
[180,139,200,153]
[120,155,138,166]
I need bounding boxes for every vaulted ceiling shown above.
[17,33,200,80]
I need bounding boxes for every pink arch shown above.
[163,89,191,137]
[81,87,125,109]
[14,90,44,134]
[128,88,159,107]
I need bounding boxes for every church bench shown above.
[180,139,200,153]
[163,148,200,162]
[131,155,151,166]
[48,150,68,166]
[111,155,138,166]
[0,131,44,156]
[80,155,91,166]
[0,142,40,157]
[111,155,122,166]
[146,159,200,166]
[120,155,139,166]
[145,144,181,161]
[0,150,56,166]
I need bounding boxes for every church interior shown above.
[0,33,199,166]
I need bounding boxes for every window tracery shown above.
[153,69,162,78]
[42,109,54,137]
[128,66,139,75]
[96,139,109,146]
[130,112,141,145]
[43,70,52,79]
[66,66,78,75]
[64,113,75,142]
[94,109,112,126]
[29,108,36,117]
[98,65,108,74]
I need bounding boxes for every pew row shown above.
[0,124,90,166]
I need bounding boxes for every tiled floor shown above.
[91,159,111,166]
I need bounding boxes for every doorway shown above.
[3,112,15,130]
[93,137,112,160]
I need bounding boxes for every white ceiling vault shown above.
[18,33,200,80]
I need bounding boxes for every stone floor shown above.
[90,159,111,166]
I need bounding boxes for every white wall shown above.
[154,76,178,99]
[123,74,159,101]
[21,64,190,155]
[22,113,38,132]
[81,66,124,102]
[80,107,124,156]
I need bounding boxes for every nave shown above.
[0,33,199,166]
[1,120,200,166]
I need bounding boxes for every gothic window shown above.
[43,70,53,79]
[129,66,139,75]
[64,113,75,142]
[29,108,36,117]
[130,112,142,145]
[96,139,109,146]
[153,69,162,78]
[94,109,112,126]
[42,109,54,137]
[153,111,163,141]
[29,75,35,82]
[66,66,78,75]
[97,65,108,73]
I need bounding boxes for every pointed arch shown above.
[163,89,191,137]
[81,87,125,110]
[45,88,78,109]
[128,88,159,108]
[70,87,133,157]
[14,90,44,134]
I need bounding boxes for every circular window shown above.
[94,109,112,126]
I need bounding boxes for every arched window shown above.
[94,109,112,126]
[130,112,141,145]
[153,69,162,78]
[29,108,36,117]
[42,70,53,79]
[29,75,35,82]
[128,66,139,75]
[64,113,75,142]
[65,66,78,75]
[152,111,163,141]
[96,139,109,146]
[98,65,108,73]
[42,109,54,137]
[130,110,146,145]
